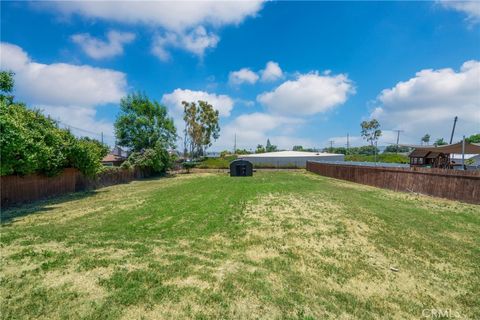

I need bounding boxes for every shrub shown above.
[182,161,197,173]
[0,102,107,176]
[196,155,237,169]
[120,160,134,170]
[127,143,173,174]
[345,153,409,164]
[69,138,109,177]
[1,102,71,176]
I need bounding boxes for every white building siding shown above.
[240,151,344,168]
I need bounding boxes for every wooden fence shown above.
[306,162,480,204]
[1,168,149,208]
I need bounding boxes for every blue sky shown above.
[1,1,479,151]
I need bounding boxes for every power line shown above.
[56,120,115,139]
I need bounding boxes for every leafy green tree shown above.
[69,137,109,177]
[235,149,251,155]
[220,150,231,158]
[124,141,172,174]
[384,145,410,153]
[358,145,379,155]
[0,70,15,104]
[323,147,348,155]
[434,138,447,146]
[1,74,107,177]
[255,144,265,153]
[292,145,304,151]
[182,161,196,173]
[1,101,106,176]
[115,92,176,152]
[421,134,430,145]
[465,134,480,144]
[266,139,277,152]
[360,119,382,146]
[182,100,220,158]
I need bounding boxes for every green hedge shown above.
[196,155,237,169]
[1,102,108,176]
[345,153,409,164]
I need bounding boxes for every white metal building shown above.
[451,153,480,168]
[240,151,344,168]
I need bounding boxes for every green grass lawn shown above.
[1,171,479,319]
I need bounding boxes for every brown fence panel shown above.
[306,162,480,204]
[1,168,150,208]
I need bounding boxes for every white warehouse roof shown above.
[242,151,340,158]
[239,151,344,168]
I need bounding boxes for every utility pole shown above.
[393,129,404,153]
[329,140,334,149]
[449,116,458,144]
[233,133,237,154]
[346,133,350,153]
[101,132,104,145]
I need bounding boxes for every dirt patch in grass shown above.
[120,299,206,320]
[245,245,280,262]
[2,172,478,319]
[377,188,478,212]
[240,192,477,318]
[164,276,211,290]
[87,247,133,260]
[42,267,110,299]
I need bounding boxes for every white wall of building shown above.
[240,151,344,168]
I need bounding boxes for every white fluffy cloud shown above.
[152,27,219,61]
[0,42,127,107]
[213,112,311,150]
[257,71,355,115]
[228,61,283,85]
[371,60,480,143]
[44,1,264,59]
[260,61,283,82]
[228,68,259,85]
[40,105,115,144]
[45,1,264,31]
[440,0,480,23]
[0,42,127,144]
[71,30,136,59]
[161,88,234,117]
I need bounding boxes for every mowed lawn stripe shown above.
[1,171,479,319]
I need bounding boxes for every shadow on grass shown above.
[0,174,177,225]
[0,190,104,225]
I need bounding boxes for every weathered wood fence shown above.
[1,168,150,208]
[306,162,480,204]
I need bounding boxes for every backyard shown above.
[1,171,479,319]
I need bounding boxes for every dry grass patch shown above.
[42,267,110,299]
[164,276,211,290]
[1,172,478,319]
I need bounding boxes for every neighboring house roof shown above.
[402,142,480,154]
[241,151,341,157]
[409,149,430,158]
[102,154,126,162]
